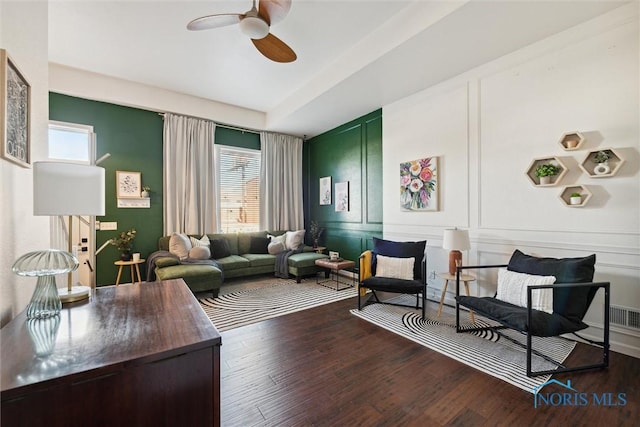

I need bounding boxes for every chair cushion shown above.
[457,295,588,337]
[496,269,555,314]
[375,255,415,281]
[362,276,424,294]
[372,237,426,280]
[507,250,596,322]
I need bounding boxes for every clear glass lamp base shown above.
[27,275,62,319]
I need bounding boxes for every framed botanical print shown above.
[1,49,31,168]
[116,171,141,198]
[335,181,349,212]
[319,176,331,205]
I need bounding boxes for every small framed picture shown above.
[116,171,141,198]
[319,176,331,205]
[1,49,31,168]
[335,181,349,212]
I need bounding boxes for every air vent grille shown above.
[610,305,640,330]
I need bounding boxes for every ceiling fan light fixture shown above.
[239,15,269,39]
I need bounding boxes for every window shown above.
[216,146,261,232]
[48,121,94,164]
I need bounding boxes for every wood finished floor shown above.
[216,279,639,427]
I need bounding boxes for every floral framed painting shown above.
[116,171,141,198]
[1,49,31,168]
[400,157,438,211]
[319,176,331,205]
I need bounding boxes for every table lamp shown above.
[33,161,105,303]
[442,228,470,275]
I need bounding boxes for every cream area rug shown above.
[351,295,576,393]
[199,278,358,332]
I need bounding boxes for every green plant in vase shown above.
[535,164,560,185]
[110,229,137,261]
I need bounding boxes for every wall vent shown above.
[610,305,640,330]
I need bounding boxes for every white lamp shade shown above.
[442,228,470,251]
[34,162,105,216]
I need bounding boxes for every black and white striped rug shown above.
[199,279,358,332]
[351,295,576,393]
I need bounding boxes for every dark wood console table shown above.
[1,279,221,427]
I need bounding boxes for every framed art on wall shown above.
[116,171,142,198]
[335,181,349,212]
[1,49,31,168]
[319,176,331,205]
[400,157,439,211]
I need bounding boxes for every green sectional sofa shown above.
[153,231,328,295]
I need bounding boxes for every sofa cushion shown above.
[242,253,276,268]
[190,234,210,248]
[238,231,268,255]
[285,230,306,250]
[372,237,426,280]
[457,295,588,337]
[189,246,211,260]
[249,236,270,254]
[507,250,596,322]
[210,238,232,259]
[214,255,250,271]
[267,234,287,255]
[288,252,326,268]
[207,233,239,255]
[154,256,180,268]
[169,233,191,260]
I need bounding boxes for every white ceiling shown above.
[49,0,627,137]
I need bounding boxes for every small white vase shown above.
[539,176,552,185]
[570,196,582,205]
[593,161,610,176]
[141,190,149,198]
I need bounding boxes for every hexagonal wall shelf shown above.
[579,148,625,178]
[559,185,592,208]
[526,157,568,187]
[558,131,585,151]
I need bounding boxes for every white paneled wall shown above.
[383,5,639,357]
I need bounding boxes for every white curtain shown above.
[163,113,217,235]
[259,132,304,231]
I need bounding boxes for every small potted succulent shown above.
[593,150,612,175]
[570,192,582,205]
[141,185,151,198]
[535,164,560,185]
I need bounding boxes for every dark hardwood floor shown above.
[218,290,638,426]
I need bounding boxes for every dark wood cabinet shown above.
[1,279,221,427]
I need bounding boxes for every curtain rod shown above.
[158,112,260,135]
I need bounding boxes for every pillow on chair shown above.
[375,255,415,281]
[496,269,555,314]
[372,237,426,280]
[507,250,596,322]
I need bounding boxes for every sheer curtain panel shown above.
[259,132,304,231]
[163,113,217,235]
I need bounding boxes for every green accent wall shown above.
[304,109,383,262]
[49,93,164,286]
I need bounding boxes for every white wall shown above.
[49,63,266,131]
[383,4,639,357]
[0,1,51,326]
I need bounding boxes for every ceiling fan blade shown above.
[187,13,242,31]
[258,0,291,26]
[251,33,296,63]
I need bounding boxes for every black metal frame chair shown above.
[455,263,610,377]
[357,250,427,319]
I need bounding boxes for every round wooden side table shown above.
[114,259,145,285]
[437,272,475,322]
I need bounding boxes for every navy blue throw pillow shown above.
[507,249,596,322]
[249,236,270,254]
[372,237,426,280]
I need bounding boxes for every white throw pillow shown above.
[169,232,191,260]
[375,255,415,281]
[285,229,305,250]
[496,269,555,314]
[267,234,287,255]
[190,234,210,248]
[189,245,211,260]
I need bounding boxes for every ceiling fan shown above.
[187,0,296,63]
